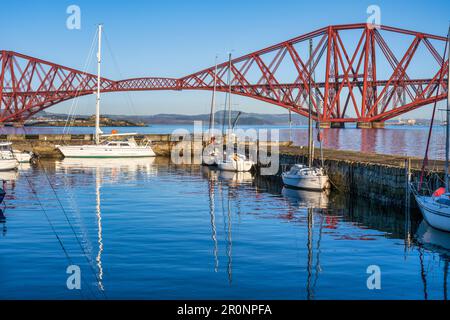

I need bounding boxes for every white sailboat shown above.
[0,142,19,171]
[216,53,255,172]
[203,56,220,166]
[57,25,155,159]
[282,39,330,191]
[412,28,450,233]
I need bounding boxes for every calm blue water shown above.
[0,159,448,300]
[1,124,446,159]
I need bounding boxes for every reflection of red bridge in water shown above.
[0,23,448,127]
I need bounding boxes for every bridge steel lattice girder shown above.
[0,23,448,124]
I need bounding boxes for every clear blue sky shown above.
[1,0,449,118]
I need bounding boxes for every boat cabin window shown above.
[104,141,130,147]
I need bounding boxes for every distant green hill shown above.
[35,110,309,126]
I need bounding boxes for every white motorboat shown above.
[282,164,330,191]
[412,28,450,233]
[217,153,254,172]
[56,25,155,159]
[281,39,330,192]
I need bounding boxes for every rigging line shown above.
[62,30,98,137]
[419,31,449,191]
[103,31,138,117]
[37,159,108,299]
[22,172,96,300]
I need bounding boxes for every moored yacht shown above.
[0,142,32,164]
[57,133,155,158]
[411,26,450,233]
[0,143,19,171]
[217,153,253,172]
[282,39,330,191]
[56,24,155,159]
[282,164,330,191]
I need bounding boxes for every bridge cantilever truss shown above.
[0,23,448,126]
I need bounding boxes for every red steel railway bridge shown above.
[0,23,448,128]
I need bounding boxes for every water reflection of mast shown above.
[208,172,219,272]
[226,186,233,284]
[306,207,313,300]
[418,247,428,300]
[95,168,104,291]
[444,260,448,301]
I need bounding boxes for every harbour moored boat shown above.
[0,143,19,171]
[57,134,156,158]
[282,39,330,192]
[414,189,450,232]
[217,153,254,172]
[56,24,156,159]
[13,150,33,163]
[282,165,331,192]
[411,26,450,233]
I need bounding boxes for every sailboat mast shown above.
[209,56,218,133]
[95,24,103,145]
[308,39,313,168]
[446,28,450,192]
[227,53,233,131]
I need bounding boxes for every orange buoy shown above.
[111,129,118,135]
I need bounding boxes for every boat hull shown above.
[57,145,156,158]
[14,152,32,163]
[0,159,19,171]
[415,195,450,232]
[202,155,218,166]
[282,174,330,191]
[217,160,253,172]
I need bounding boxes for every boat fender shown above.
[433,187,446,197]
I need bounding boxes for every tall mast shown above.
[209,56,218,133]
[446,27,450,192]
[95,24,103,145]
[308,39,313,168]
[227,53,233,131]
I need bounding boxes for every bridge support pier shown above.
[356,122,373,129]
[317,122,331,129]
[331,122,345,129]
[371,121,385,129]
[316,122,345,129]
[356,122,385,129]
